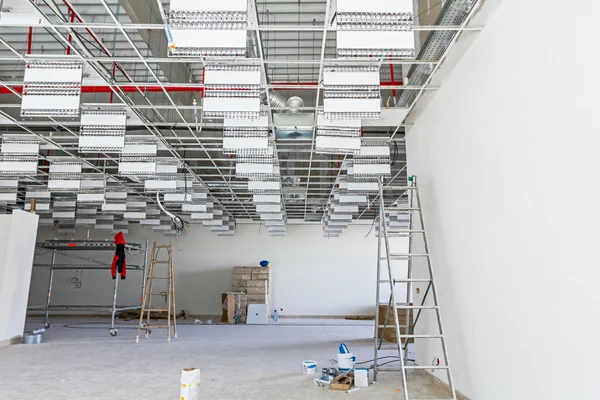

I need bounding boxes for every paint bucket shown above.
[180,368,200,400]
[337,353,355,372]
[303,360,317,374]
[22,332,43,345]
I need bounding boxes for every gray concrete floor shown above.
[0,317,453,399]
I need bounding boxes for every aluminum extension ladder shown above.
[136,242,177,342]
[373,176,456,400]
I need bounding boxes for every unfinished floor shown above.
[0,318,453,400]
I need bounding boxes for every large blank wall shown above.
[0,211,39,344]
[406,0,600,398]
[31,224,379,316]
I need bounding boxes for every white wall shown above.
[0,210,39,345]
[31,224,380,316]
[406,0,600,398]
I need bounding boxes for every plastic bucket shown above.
[22,332,43,345]
[337,353,355,372]
[303,360,317,374]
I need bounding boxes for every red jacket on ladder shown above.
[111,231,127,280]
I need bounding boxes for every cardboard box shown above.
[251,268,269,278]
[246,286,267,295]
[252,272,270,280]
[232,279,246,288]
[377,304,414,343]
[247,294,267,304]
[330,373,353,391]
[247,279,267,287]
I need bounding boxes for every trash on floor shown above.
[22,330,43,344]
[314,379,331,387]
[354,368,369,388]
[339,342,350,354]
[337,352,356,372]
[180,368,200,400]
[330,372,354,391]
[321,368,339,382]
[303,360,317,374]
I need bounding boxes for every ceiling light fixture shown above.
[323,66,381,120]
[20,61,83,117]
[203,64,262,119]
[79,109,127,153]
[336,0,415,59]
[0,137,40,176]
[167,0,248,58]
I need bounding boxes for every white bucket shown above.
[180,368,200,400]
[337,353,355,371]
[303,360,317,374]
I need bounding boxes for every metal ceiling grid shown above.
[0,0,482,230]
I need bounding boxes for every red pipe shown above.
[27,0,33,54]
[270,81,401,86]
[389,65,397,97]
[201,66,206,97]
[2,86,204,94]
[27,28,33,54]
[66,11,75,55]
[2,81,404,95]
[62,0,129,80]
[109,63,116,103]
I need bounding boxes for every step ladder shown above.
[136,242,177,342]
[374,176,456,400]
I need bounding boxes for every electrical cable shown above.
[156,191,185,234]
[416,1,446,19]
[364,216,378,238]
[63,322,139,330]
[375,358,416,368]
[331,355,400,365]
[390,140,399,166]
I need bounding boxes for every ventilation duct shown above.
[269,90,287,108]
[286,96,304,113]
[398,0,477,107]
[247,31,304,113]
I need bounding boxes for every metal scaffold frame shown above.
[27,239,149,336]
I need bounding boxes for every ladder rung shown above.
[386,229,425,234]
[143,308,170,312]
[384,207,420,212]
[383,186,417,190]
[146,292,168,296]
[376,345,403,351]
[152,261,170,264]
[399,305,437,309]
[140,324,172,328]
[380,279,431,283]
[389,253,429,258]
[377,325,409,328]
[381,305,437,309]
[376,366,449,371]
[398,334,443,338]
[147,275,169,279]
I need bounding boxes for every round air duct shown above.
[286,96,304,113]
[269,91,288,108]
